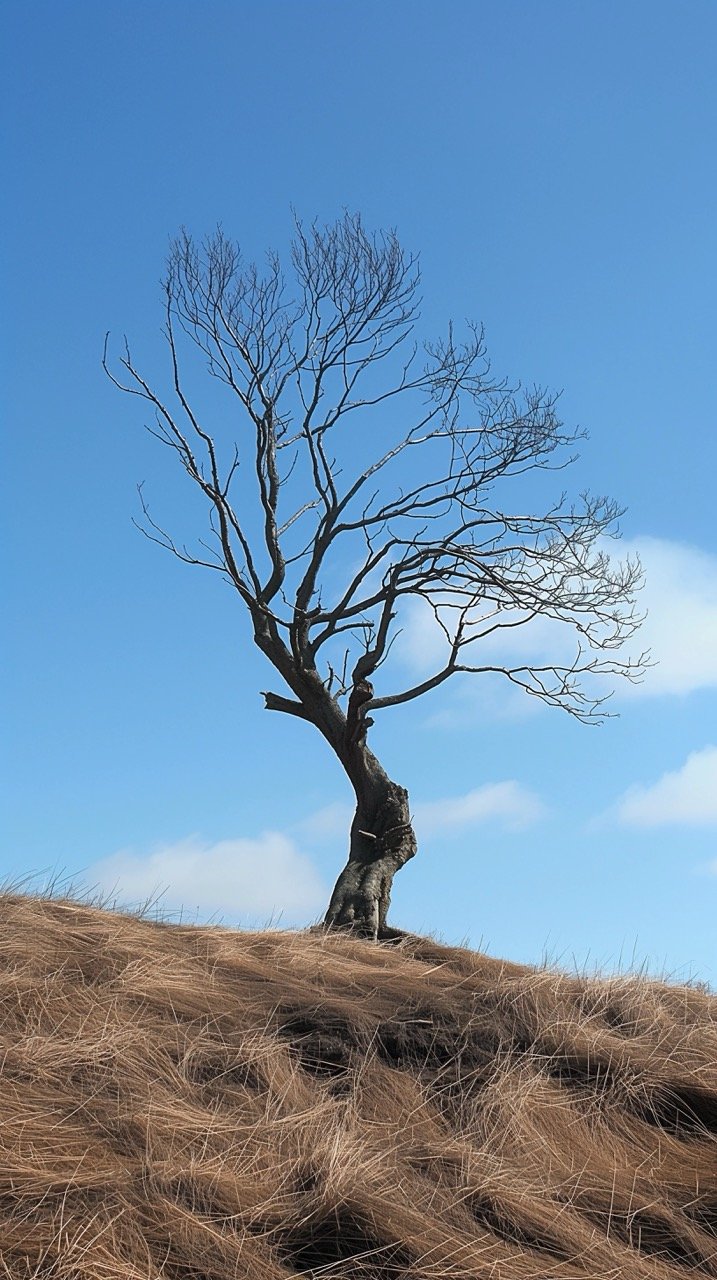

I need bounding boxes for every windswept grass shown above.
[1,890,716,1278]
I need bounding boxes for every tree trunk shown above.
[323,743,417,940]
[263,665,417,939]
[323,791,416,939]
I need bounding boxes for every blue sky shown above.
[3,1,717,983]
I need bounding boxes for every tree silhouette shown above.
[106,213,645,938]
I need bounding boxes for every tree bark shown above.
[322,680,417,938]
[323,772,417,939]
[264,664,417,939]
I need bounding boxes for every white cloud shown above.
[294,783,545,849]
[616,745,717,828]
[423,676,546,729]
[393,590,572,676]
[293,801,353,844]
[81,779,545,928]
[413,781,546,837]
[82,831,328,926]
[392,536,717,710]
[393,594,452,675]
[622,537,717,697]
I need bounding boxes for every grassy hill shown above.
[1,890,716,1278]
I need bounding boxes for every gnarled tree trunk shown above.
[323,771,417,939]
[323,679,417,939]
[264,667,417,939]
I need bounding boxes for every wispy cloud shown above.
[616,745,717,828]
[82,832,328,925]
[79,777,545,928]
[392,594,569,677]
[393,536,717,716]
[623,538,717,697]
[392,595,451,675]
[413,781,546,837]
[293,801,352,844]
[423,677,545,730]
[295,783,546,848]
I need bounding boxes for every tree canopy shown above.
[106,212,646,937]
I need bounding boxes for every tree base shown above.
[323,855,403,940]
[309,920,407,943]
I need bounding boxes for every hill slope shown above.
[0,892,716,1278]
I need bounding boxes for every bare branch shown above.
[261,691,313,720]
[107,210,646,765]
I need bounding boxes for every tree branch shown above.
[261,691,313,720]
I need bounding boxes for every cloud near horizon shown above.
[615,745,717,828]
[79,778,544,927]
[81,832,328,927]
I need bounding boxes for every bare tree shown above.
[105,213,646,939]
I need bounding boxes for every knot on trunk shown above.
[376,819,416,861]
[345,678,374,748]
[368,783,416,867]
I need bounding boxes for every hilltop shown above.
[0,890,716,1278]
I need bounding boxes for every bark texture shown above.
[322,678,417,939]
[324,773,417,940]
[263,668,417,938]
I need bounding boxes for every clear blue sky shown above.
[3,1,717,983]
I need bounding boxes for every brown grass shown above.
[1,890,716,1278]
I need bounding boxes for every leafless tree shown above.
[105,213,646,939]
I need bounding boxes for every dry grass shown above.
[1,890,716,1278]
